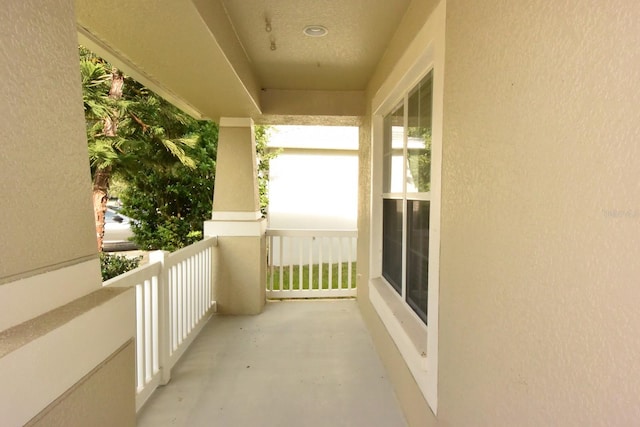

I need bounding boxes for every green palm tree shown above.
[80,47,197,250]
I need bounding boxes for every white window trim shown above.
[368,0,445,415]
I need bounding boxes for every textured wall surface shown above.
[0,0,97,282]
[212,236,266,314]
[213,125,260,213]
[367,0,440,101]
[439,0,640,425]
[26,342,135,427]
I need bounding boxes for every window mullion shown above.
[401,94,408,299]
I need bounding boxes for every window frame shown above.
[368,0,445,415]
[381,70,433,324]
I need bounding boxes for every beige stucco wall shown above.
[438,1,640,425]
[1,0,97,283]
[212,235,266,314]
[26,341,136,427]
[361,0,640,425]
[213,123,260,213]
[1,2,136,425]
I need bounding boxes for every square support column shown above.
[204,118,266,315]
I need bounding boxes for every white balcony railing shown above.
[103,236,218,412]
[266,229,357,299]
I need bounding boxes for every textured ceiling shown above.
[75,0,411,119]
[221,0,411,91]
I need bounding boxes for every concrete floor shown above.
[137,300,407,427]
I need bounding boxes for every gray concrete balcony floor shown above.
[137,299,408,427]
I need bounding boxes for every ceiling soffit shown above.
[75,0,411,120]
[75,0,261,120]
[220,0,411,92]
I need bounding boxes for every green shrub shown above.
[120,121,217,251]
[100,253,141,281]
[121,123,274,251]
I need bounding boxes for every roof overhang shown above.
[75,0,262,121]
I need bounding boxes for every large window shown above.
[381,71,433,324]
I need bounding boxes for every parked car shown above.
[103,208,138,251]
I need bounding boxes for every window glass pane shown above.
[406,199,429,323]
[383,105,405,193]
[407,71,433,193]
[382,198,403,294]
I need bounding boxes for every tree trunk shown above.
[94,68,124,251]
[93,166,111,251]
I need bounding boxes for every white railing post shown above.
[104,238,218,413]
[150,250,172,385]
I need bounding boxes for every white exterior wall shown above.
[267,126,359,265]
[268,152,358,230]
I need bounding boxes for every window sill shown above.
[369,277,430,402]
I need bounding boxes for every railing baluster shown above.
[298,238,303,290]
[329,237,334,289]
[143,279,151,383]
[191,255,195,321]
[348,237,353,289]
[188,257,192,331]
[288,237,293,290]
[318,237,323,290]
[152,275,159,373]
[182,260,188,341]
[195,253,200,319]
[185,259,190,334]
[177,263,183,348]
[135,283,144,392]
[206,247,212,308]
[171,266,178,352]
[308,236,313,290]
[278,236,284,291]
[267,235,273,291]
[338,238,343,289]
[199,251,204,317]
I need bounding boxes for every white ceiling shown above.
[75,0,412,120]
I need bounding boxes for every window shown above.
[381,71,433,324]
[368,2,443,412]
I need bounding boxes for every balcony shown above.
[104,231,406,426]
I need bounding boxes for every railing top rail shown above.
[266,229,358,238]
[103,261,161,288]
[165,236,217,268]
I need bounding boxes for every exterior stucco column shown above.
[204,117,266,314]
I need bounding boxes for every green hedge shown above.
[100,253,141,281]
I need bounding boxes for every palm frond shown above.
[162,139,196,169]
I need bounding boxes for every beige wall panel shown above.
[26,341,135,427]
[357,114,373,302]
[0,0,97,282]
[367,0,440,101]
[260,89,366,117]
[212,236,266,314]
[360,298,435,426]
[213,126,260,213]
[439,1,640,425]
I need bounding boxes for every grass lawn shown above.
[267,262,357,290]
